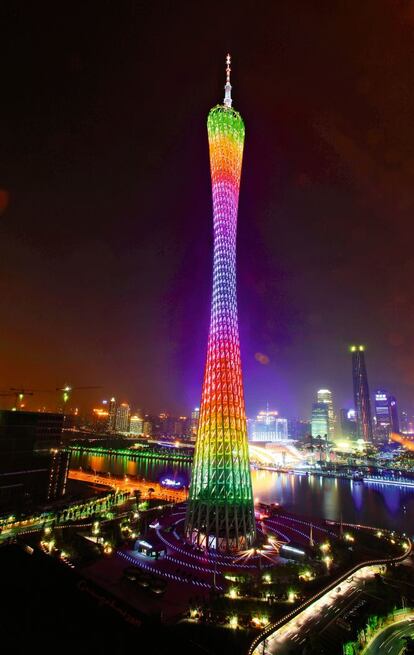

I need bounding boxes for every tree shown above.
[402,636,414,654]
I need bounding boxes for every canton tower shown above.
[185,55,256,552]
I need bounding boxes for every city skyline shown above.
[2,4,414,419]
[0,380,410,425]
[2,363,410,408]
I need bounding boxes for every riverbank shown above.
[69,449,414,535]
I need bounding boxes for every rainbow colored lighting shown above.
[185,56,256,552]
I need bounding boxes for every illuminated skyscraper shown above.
[374,389,391,442]
[311,403,329,439]
[317,389,335,438]
[115,403,130,433]
[92,407,110,432]
[249,410,288,442]
[107,397,117,432]
[388,395,399,434]
[129,415,144,436]
[185,56,256,552]
[350,345,373,442]
[190,407,200,441]
[142,419,152,437]
[401,410,409,434]
[339,408,357,439]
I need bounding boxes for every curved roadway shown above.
[248,538,412,655]
[364,616,414,655]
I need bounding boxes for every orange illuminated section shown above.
[390,432,414,452]
[93,408,109,418]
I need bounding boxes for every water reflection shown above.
[350,481,363,511]
[70,452,414,534]
[380,485,401,514]
[71,452,190,487]
[250,469,414,534]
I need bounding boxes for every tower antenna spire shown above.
[224,53,232,108]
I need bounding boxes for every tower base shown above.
[185,501,256,553]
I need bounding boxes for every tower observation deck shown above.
[185,56,256,552]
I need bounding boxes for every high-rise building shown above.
[185,56,256,552]
[107,397,117,432]
[350,345,373,442]
[91,406,110,433]
[190,407,200,441]
[0,410,67,511]
[129,415,144,436]
[311,403,329,439]
[173,416,190,437]
[158,412,172,436]
[249,410,288,442]
[287,418,311,441]
[374,390,391,442]
[339,408,357,439]
[401,410,409,434]
[150,412,180,437]
[115,403,130,434]
[317,389,335,439]
[142,419,152,437]
[388,396,399,434]
[48,448,70,501]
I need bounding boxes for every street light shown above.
[324,555,332,570]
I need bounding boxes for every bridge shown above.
[67,444,193,463]
[68,442,305,468]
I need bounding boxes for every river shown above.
[69,451,414,535]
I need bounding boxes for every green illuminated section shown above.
[207,105,245,143]
[68,445,192,463]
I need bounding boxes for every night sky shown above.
[2,1,414,418]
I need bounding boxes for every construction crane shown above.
[0,385,102,411]
[0,388,50,410]
[56,385,102,411]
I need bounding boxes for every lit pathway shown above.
[68,469,188,502]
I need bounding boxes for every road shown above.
[364,616,414,655]
[68,469,188,501]
[253,565,385,655]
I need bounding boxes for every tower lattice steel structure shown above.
[185,56,256,552]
